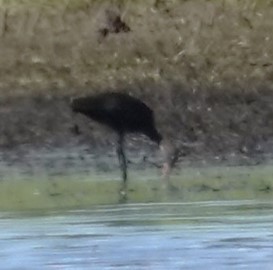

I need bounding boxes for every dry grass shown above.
[0,0,272,97]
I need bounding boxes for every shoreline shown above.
[0,144,272,211]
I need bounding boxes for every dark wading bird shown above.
[71,92,177,199]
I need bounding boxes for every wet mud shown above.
[0,143,273,211]
[1,88,273,159]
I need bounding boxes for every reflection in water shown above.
[0,200,272,270]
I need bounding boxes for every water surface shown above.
[0,200,272,269]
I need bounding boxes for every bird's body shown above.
[71,92,175,199]
[72,92,162,144]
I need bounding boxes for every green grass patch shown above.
[0,164,272,211]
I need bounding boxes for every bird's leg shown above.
[116,134,128,200]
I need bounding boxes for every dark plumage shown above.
[71,92,174,197]
[72,92,162,144]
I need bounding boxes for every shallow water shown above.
[1,146,273,210]
[0,200,272,270]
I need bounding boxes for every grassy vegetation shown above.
[0,0,272,96]
[0,164,272,211]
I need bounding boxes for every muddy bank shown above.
[0,1,273,211]
[1,86,273,164]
